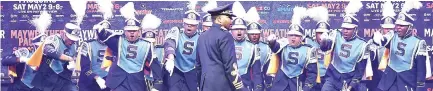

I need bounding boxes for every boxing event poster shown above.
[1,1,433,89]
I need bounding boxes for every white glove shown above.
[19,57,30,63]
[67,61,75,71]
[93,24,103,33]
[95,77,107,89]
[320,32,330,41]
[267,34,277,42]
[151,88,159,91]
[165,55,175,76]
[104,66,110,72]
[13,51,20,58]
[66,56,74,62]
[30,66,37,70]
[373,31,384,46]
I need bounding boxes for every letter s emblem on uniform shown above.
[288,52,299,64]
[182,41,195,55]
[126,45,138,59]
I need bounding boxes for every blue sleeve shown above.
[305,63,318,86]
[149,56,166,90]
[1,54,19,66]
[268,42,280,53]
[43,44,61,60]
[164,39,176,59]
[251,54,263,91]
[416,55,426,87]
[79,54,98,79]
[220,33,240,86]
[349,56,368,87]
[97,30,120,53]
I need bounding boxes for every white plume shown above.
[202,1,217,13]
[120,2,137,20]
[401,0,422,13]
[307,6,329,22]
[382,1,396,18]
[31,11,52,34]
[187,1,198,10]
[244,7,260,23]
[232,1,246,18]
[141,14,162,30]
[291,6,307,25]
[97,0,113,20]
[69,1,87,25]
[344,1,363,15]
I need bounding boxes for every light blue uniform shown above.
[305,38,327,77]
[235,41,256,75]
[47,35,77,74]
[117,37,151,73]
[257,42,271,67]
[175,32,199,72]
[280,45,313,78]
[332,33,366,73]
[389,36,420,72]
[87,41,108,77]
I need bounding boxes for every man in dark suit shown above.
[196,3,247,91]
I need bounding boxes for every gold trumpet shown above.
[266,53,280,77]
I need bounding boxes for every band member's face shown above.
[288,34,302,47]
[184,23,198,37]
[396,24,410,37]
[382,28,393,34]
[125,30,141,42]
[315,32,323,42]
[64,37,75,47]
[231,29,246,41]
[202,25,210,32]
[342,28,355,40]
[218,15,232,29]
[247,33,260,44]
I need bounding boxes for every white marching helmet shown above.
[381,1,396,28]
[307,6,330,33]
[287,6,307,37]
[245,7,261,34]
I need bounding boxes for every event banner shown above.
[1,0,433,88]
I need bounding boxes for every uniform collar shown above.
[289,44,302,49]
[399,34,412,40]
[235,38,246,43]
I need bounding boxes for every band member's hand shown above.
[13,50,22,58]
[348,79,359,90]
[67,61,75,71]
[30,66,37,70]
[19,57,30,63]
[93,20,109,33]
[302,86,312,91]
[60,54,74,62]
[14,48,29,58]
[320,32,330,41]
[95,76,107,89]
[67,56,74,62]
[373,31,384,46]
[150,88,159,91]
[427,76,433,80]
[165,54,175,76]
[302,83,313,91]
[266,34,277,42]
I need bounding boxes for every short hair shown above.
[211,15,219,21]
